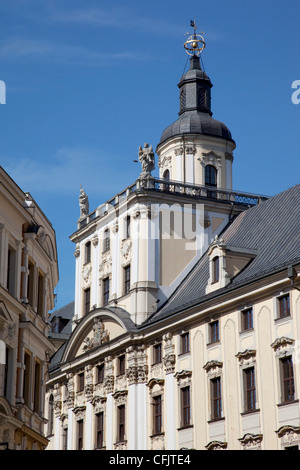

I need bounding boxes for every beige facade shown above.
[0,166,58,450]
[45,48,300,451]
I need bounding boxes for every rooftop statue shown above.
[78,186,89,221]
[138,143,155,178]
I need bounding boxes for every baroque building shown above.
[0,166,59,449]
[46,28,300,450]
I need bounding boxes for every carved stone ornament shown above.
[238,433,263,450]
[92,234,99,246]
[82,318,110,351]
[112,390,128,406]
[205,440,227,450]
[235,349,256,366]
[73,406,86,421]
[199,151,222,171]
[120,238,132,265]
[271,336,294,352]
[163,354,176,375]
[158,155,172,170]
[276,425,300,446]
[203,360,223,379]
[82,264,92,286]
[99,255,112,278]
[92,396,107,414]
[174,370,192,387]
[74,245,80,258]
[104,375,114,394]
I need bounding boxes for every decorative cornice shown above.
[205,440,227,450]
[203,360,223,372]
[235,349,256,364]
[271,336,294,351]
[238,433,263,449]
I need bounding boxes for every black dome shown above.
[159,110,233,146]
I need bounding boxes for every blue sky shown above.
[1,0,300,311]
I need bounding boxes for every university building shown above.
[0,167,59,449]
[45,30,300,450]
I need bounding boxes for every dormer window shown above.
[212,256,220,284]
[205,165,217,187]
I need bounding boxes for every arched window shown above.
[212,256,220,284]
[163,169,170,181]
[163,169,170,191]
[205,165,217,187]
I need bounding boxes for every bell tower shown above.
[157,22,235,190]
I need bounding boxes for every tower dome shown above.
[157,54,234,148]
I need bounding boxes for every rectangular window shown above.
[78,372,84,392]
[241,308,253,331]
[27,260,35,307]
[126,216,131,239]
[37,271,44,316]
[117,405,125,442]
[124,265,130,295]
[23,352,31,406]
[280,356,295,403]
[103,277,110,306]
[96,364,105,384]
[153,395,162,435]
[243,367,256,411]
[209,320,219,344]
[85,241,91,264]
[278,294,290,319]
[118,354,125,376]
[77,419,84,450]
[180,332,190,354]
[153,343,162,364]
[103,229,110,252]
[211,377,222,420]
[7,246,16,295]
[84,287,90,315]
[33,361,41,413]
[96,412,104,449]
[181,386,191,427]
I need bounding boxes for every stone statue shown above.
[78,186,89,221]
[138,143,155,178]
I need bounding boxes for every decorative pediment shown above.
[205,440,227,450]
[235,349,256,365]
[82,318,110,351]
[238,433,263,450]
[271,336,294,356]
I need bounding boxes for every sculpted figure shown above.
[138,143,155,177]
[79,186,89,220]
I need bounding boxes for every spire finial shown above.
[184,20,206,56]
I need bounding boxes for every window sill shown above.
[275,315,292,324]
[208,416,225,424]
[177,424,194,431]
[277,399,299,407]
[241,408,260,416]
[150,432,164,439]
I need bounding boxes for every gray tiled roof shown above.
[145,183,300,324]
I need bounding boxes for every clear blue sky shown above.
[1,0,300,310]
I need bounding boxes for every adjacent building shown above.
[0,166,59,449]
[45,33,300,450]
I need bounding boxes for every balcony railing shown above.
[77,177,268,229]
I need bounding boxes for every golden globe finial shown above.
[184,20,206,56]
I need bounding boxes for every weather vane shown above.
[184,20,206,56]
